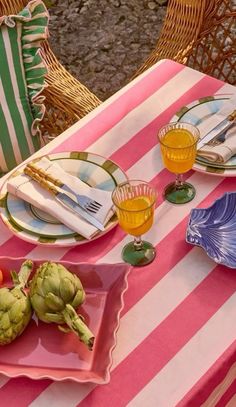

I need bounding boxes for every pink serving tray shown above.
[0,258,131,384]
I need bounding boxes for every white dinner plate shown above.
[0,151,128,246]
[170,94,236,176]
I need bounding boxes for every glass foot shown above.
[164,181,196,204]
[122,240,156,267]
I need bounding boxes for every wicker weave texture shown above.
[133,0,236,85]
[0,0,101,139]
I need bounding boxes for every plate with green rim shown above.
[0,151,128,246]
[170,94,236,176]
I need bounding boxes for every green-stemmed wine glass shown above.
[158,122,200,204]
[112,180,157,267]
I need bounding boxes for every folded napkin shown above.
[197,125,236,163]
[7,157,114,239]
[197,93,236,163]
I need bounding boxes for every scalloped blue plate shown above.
[186,192,236,268]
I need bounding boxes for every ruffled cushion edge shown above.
[0,0,49,138]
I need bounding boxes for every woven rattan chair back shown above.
[0,0,101,139]
[133,0,236,85]
[0,0,25,14]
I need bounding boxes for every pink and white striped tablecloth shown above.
[0,59,236,407]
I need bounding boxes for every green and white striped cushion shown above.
[0,0,49,173]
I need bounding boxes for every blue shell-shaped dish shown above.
[186,192,236,268]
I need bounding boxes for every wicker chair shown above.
[0,0,102,140]
[133,0,236,85]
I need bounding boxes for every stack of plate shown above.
[0,152,128,247]
[170,94,236,177]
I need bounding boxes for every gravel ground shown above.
[48,0,167,101]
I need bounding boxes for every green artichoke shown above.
[29,262,94,350]
[0,260,33,345]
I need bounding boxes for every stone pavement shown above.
[48,0,167,101]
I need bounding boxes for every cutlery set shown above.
[197,109,236,149]
[24,164,105,231]
[26,163,102,213]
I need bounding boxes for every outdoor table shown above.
[0,59,236,407]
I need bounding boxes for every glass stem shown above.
[175,173,183,189]
[133,236,143,251]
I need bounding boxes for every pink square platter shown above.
[0,257,131,384]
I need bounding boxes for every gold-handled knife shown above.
[27,162,102,210]
[24,167,105,231]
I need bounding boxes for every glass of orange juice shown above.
[158,122,200,204]
[112,180,157,266]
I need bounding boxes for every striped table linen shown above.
[0,59,236,407]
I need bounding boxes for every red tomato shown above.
[0,270,3,285]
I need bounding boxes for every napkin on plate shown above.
[197,125,236,163]
[197,93,236,163]
[7,157,114,239]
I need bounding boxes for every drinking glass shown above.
[158,122,200,204]
[112,180,157,267]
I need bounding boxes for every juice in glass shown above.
[117,196,154,236]
[161,128,196,173]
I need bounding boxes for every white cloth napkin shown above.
[197,125,236,163]
[197,93,236,163]
[7,157,114,239]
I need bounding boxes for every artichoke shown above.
[0,260,33,345]
[29,262,94,350]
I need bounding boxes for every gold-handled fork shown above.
[26,162,102,214]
